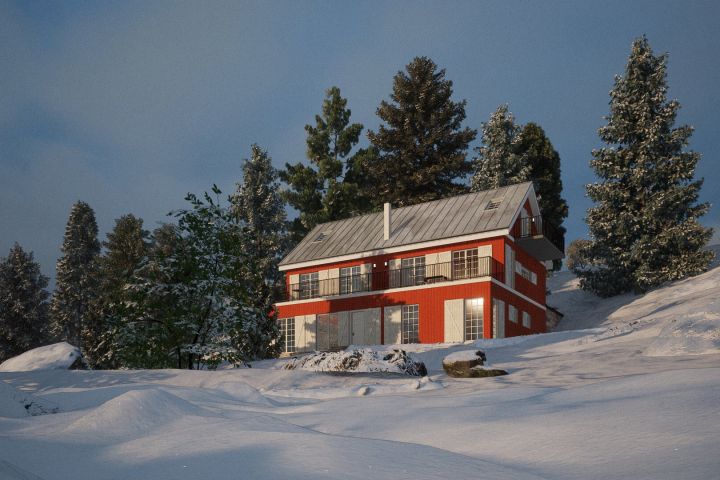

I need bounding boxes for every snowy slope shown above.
[1,262,719,479]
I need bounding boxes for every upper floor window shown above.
[515,261,537,284]
[340,266,362,294]
[299,272,319,299]
[453,248,479,279]
[401,256,426,287]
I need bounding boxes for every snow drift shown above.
[0,380,58,417]
[0,342,83,372]
[283,348,427,376]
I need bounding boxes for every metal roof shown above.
[279,182,533,267]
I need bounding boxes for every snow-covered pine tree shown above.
[280,87,367,242]
[92,214,151,368]
[231,145,287,359]
[50,201,101,352]
[579,36,713,296]
[366,56,477,206]
[470,104,530,191]
[0,243,50,361]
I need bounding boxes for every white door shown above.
[493,299,505,339]
[351,308,381,345]
[351,311,365,345]
[443,299,465,343]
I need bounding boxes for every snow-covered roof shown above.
[280,182,533,267]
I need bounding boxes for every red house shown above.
[275,182,564,354]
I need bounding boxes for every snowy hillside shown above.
[1,262,719,479]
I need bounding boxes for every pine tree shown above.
[0,243,50,361]
[470,104,530,191]
[366,56,477,206]
[230,145,287,359]
[92,214,151,368]
[50,201,101,351]
[579,36,713,296]
[515,122,569,270]
[280,87,367,241]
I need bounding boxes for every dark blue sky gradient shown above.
[1,0,718,280]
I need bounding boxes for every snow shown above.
[442,349,483,362]
[282,348,426,375]
[1,258,719,479]
[0,342,82,372]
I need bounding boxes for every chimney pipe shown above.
[384,202,391,240]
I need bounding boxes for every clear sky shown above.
[2,0,719,281]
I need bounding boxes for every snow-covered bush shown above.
[283,348,427,376]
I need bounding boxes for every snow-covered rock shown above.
[0,381,59,417]
[283,348,427,376]
[0,342,84,372]
[442,350,507,378]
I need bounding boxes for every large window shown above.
[401,304,420,344]
[453,248,479,280]
[340,266,362,294]
[522,311,531,329]
[464,298,484,340]
[278,318,295,353]
[299,272,319,299]
[401,256,425,287]
[509,304,518,323]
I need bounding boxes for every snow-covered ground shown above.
[2,260,719,479]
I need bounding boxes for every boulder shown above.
[283,348,427,376]
[442,350,507,378]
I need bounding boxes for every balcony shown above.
[511,215,564,261]
[277,256,504,302]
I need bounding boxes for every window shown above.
[278,318,295,353]
[401,304,419,344]
[453,248,479,280]
[515,261,537,284]
[401,256,425,286]
[464,298,484,340]
[299,272,319,299]
[509,305,518,323]
[340,266,362,294]
[522,311,531,329]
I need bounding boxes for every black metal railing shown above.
[511,215,565,254]
[277,256,504,302]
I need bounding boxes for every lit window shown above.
[299,272,319,299]
[453,249,479,280]
[340,266,362,294]
[464,298,484,340]
[278,318,295,353]
[401,304,419,344]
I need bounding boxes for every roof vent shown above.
[313,232,328,243]
[485,198,503,210]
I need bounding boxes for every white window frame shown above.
[401,256,426,287]
[278,317,295,353]
[464,297,484,341]
[299,272,319,299]
[401,304,420,344]
[522,311,531,329]
[339,266,362,294]
[453,248,479,280]
[509,305,518,323]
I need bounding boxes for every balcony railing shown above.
[277,256,504,302]
[511,215,565,258]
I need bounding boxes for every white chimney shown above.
[384,202,391,240]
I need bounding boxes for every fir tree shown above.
[0,243,50,361]
[366,56,477,206]
[470,104,530,191]
[579,36,713,296]
[231,145,287,359]
[92,214,151,368]
[50,201,101,351]
[515,122,569,270]
[280,87,367,241]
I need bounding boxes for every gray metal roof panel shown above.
[279,182,532,266]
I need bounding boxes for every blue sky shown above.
[1,0,719,280]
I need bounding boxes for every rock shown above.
[442,350,507,378]
[283,348,427,376]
